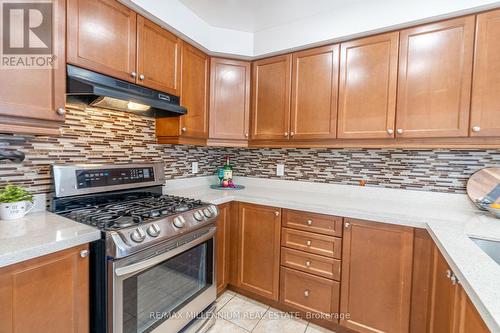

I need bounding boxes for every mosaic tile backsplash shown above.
[0,106,499,194]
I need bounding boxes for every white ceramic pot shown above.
[0,201,33,220]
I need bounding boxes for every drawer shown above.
[281,228,342,259]
[280,267,340,321]
[281,247,341,281]
[283,209,343,237]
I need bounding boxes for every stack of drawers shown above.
[279,209,343,322]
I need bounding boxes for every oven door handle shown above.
[114,226,216,277]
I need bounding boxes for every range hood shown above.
[66,65,187,117]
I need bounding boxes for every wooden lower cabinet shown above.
[455,286,490,333]
[0,244,89,333]
[216,203,230,294]
[235,203,281,301]
[340,218,414,333]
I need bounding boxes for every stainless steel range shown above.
[50,162,218,333]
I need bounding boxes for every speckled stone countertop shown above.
[164,176,500,333]
[0,211,100,268]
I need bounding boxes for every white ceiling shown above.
[179,0,354,32]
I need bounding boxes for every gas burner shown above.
[174,205,189,213]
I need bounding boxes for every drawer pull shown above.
[275,211,280,216]
[305,260,311,267]
[306,219,313,225]
[304,289,310,297]
[306,240,312,246]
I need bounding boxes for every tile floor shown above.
[208,290,335,333]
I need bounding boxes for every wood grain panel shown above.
[216,203,230,294]
[338,32,399,139]
[137,16,181,94]
[281,247,341,280]
[456,285,490,333]
[396,16,475,138]
[251,55,292,140]
[340,218,414,333]
[290,45,339,140]
[282,209,343,237]
[281,228,342,259]
[471,9,500,137]
[67,0,137,81]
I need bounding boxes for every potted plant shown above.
[0,185,34,220]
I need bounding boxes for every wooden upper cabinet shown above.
[209,58,251,144]
[137,16,181,95]
[340,218,414,333]
[67,0,137,82]
[290,45,339,140]
[237,203,281,301]
[396,16,475,138]
[179,44,210,139]
[471,10,500,137]
[0,0,65,136]
[338,32,399,139]
[251,55,292,140]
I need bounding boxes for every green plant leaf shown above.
[0,185,33,203]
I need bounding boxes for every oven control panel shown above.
[76,167,155,189]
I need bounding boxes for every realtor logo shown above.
[1,0,56,68]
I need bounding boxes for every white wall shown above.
[126,0,500,58]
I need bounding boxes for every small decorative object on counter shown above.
[222,156,233,187]
[0,185,33,220]
[467,167,500,218]
[211,156,245,190]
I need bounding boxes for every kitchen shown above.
[0,0,500,333]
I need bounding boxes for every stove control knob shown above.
[147,223,161,237]
[130,228,146,243]
[208,205,219,216]
[173,216,185,228]
[203,208,212,218]
[193,210,203,221]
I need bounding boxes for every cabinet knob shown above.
[80,249,89,258]
[56,107,66,116]
[345,222,350,229]
[472,126,481,133]
[306,240,312,246]
[306,219,313,226]
[305,260,311,267]
[131,71,137,78]
[284,132,288,137]
[387,129,394,135]
[396,128,404,135]
[139,74,145,80]
[290,132,295,137]
[304,289,310,297]
[245,133,249,138]
[275,211,280,216]
[181,127,187,132]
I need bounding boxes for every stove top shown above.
[63,194,204,231]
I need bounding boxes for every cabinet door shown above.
[251,55,292,140]
[338,32,399,139]
[427,245,460,333]
[290,45,339,140]
[396,16,474,138]
[179,44,210,139]
[209,58,251,142]
[67,0,137,82]
[216,203,230,294]
[0,245,89,333]
[455,286,490,333]
[237,203,281,301]
[340,218,414,333]
[470,10,500,137]
[0,0,65,136]
[137,16,181,95]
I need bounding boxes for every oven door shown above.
[110,226,217,333]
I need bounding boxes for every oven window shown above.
[122,240,213,333]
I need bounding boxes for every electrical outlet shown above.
[192,162,198,174]
[276,164,285,176]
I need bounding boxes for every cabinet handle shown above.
[181,127,187,132]
[306,219,312,226]
[396,128,404,135]
[472,126,481,133]
[139,74,145,80]
[56,107,66,116]
[446,269,452,278]
[131,71,137,78]
[290,132,295,137]
[304,289,310,297]
[345,222,350,228]
[305,260,311,267]
[80,250,90,258]
[245,133,249,138]
[306,240,312,246]
[275,211,279,216]
[387,129,394,135]
[450,273,459,285]
[284,132,288,137]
